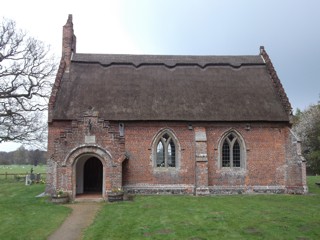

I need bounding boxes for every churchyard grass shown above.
[0,173,319,239]
[84,176,320,240]
[0,181,71,240]
[0,164,46,174]
[0,165,46,181]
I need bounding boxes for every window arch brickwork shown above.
[220,131,245,169]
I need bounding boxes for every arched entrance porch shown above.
[64,145,115,200]
[75,155,104,196]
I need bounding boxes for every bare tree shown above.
[0,18,56,148]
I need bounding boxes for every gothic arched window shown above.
[155,131,177,168]
[221,132,244,168]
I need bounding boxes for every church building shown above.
[46,15,307,200]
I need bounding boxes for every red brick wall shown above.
[207,123,288,187]
[47,119,307,197]
[124,122,293,189]
[47,121,71,156]
[123,122,196,185]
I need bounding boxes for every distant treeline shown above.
[0,146,46,165]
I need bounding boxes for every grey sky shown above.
[1,0,319,151]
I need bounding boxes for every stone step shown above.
[74,193,104,203]
[74,197,104,203]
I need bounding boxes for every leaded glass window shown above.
[221,132,243,168]
[233,141,241,167]
[155,131,177,168]
[156,141,165,167]
[222,141,230,167]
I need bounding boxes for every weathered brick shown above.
[47,119,307,200]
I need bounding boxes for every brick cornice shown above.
[48,59,66,122]
[260,47,292,116]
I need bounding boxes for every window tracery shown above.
[154,131,177,168]
[221,132,244,168]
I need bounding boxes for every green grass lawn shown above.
[84,177,320,240]
[0,164,46,174]
[0,173,319,240]
[0,165,46,181]
[0,182,70,240]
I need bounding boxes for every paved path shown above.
[48,202,102,240]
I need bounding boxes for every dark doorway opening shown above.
[84,157,103,193]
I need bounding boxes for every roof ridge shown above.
[73,52,260,58]
[72,53,264,69]
[71,60,265,69]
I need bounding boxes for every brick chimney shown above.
[62,14,76,72]
[48,15,76,122]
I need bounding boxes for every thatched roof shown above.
[51,53,290,122]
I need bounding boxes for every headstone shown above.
[25,175,32,185]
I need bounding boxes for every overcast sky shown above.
[1,0,320,152]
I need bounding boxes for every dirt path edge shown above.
[48,202,102,240]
